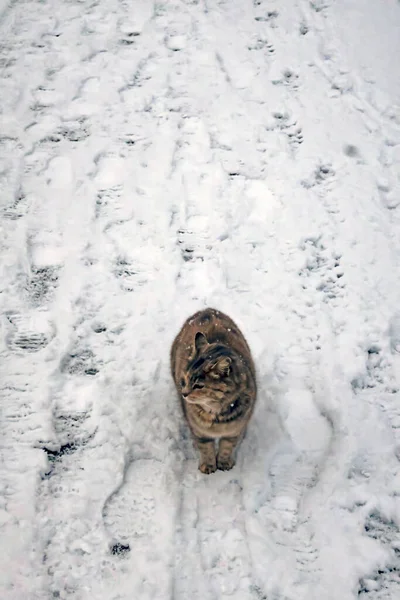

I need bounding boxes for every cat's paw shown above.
[199,461,217,474]
[217,456,235,471]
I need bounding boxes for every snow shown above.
[1,0,400,598]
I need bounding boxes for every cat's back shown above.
[171,308,254,378]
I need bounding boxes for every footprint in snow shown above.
[40,411,96,479]
[176,227,211,262]
[25,265,59,306]
[5,311,56,353]
[358,511,400,598]
[102,457,175,594]
[2,185,28,220]
[60,347,101,376]
[114,256,149,291]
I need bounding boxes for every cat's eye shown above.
[192,382,204,390]
[180,378,185,388]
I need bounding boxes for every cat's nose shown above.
[182,391,189,397]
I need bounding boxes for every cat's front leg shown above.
[217,436,240,471]
[194,437,217,474]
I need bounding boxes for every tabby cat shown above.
[171,308,257,474]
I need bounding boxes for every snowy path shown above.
[1,0,400,599]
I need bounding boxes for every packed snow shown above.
[1,0,400,599]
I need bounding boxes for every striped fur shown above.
[171,308,257,474]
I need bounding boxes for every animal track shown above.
[272,69,300,90]
[110,542,131,556]
[248,37,275,54]
[299,21,309,36]
[119,31,140,46]
[286,126,304,148]
[254,9,279,27]
[301,164,335,189]
[271,112,304,149]
[298,237,345,304]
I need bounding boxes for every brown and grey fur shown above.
[171,308,257,474]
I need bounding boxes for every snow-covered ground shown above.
[1,0,400,598]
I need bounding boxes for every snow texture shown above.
[1,0,400,599]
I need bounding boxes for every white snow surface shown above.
[1,0,400,599]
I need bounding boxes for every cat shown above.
[170,308,257,474]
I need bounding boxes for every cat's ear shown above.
[214,357,231,376]
[194,331,209,355]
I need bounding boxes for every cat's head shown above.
[180,332,243,416]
